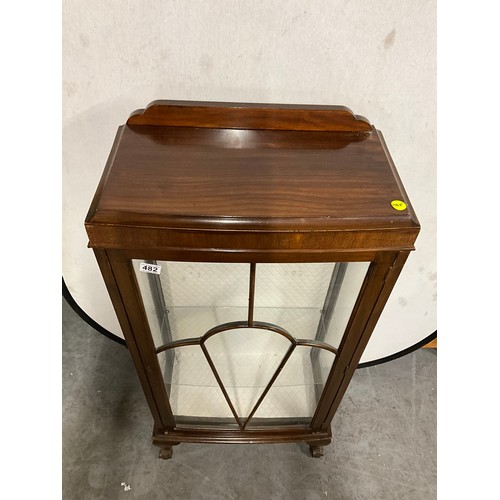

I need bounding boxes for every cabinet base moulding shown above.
[152,425,332,458]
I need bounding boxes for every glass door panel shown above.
[204,327,291,425]
[157,345,232,419]
[251,346,336,422]
[132,260,249,346]
[253,262,369,347]
[133,259,370,427]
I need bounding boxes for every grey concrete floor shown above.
[62,298,436,499]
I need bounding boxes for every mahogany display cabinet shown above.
[85,100,420,459]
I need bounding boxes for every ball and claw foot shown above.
[159,446,174,460]
[309,445,325,458]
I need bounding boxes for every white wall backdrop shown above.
[62,0,436,362]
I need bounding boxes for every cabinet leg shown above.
[306,439,331,458]
[158,443,179,460]
[309,445,324,458]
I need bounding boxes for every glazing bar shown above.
[248,263,256,326]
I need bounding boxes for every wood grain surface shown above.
[87,125,417,230]
[127,100,372,132]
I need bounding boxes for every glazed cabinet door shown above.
[130,260,371,430]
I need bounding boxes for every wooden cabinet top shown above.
[86,101,419,252]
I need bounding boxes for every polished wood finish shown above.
[92,248,166,427]
[85,225,418,256]
[86,105,418,254]
[104,250,176,430]
[153,425,332,445]
[85,125,417,234]
[85,101,420,459]
[127,100,372,132]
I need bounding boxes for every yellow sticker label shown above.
[391,200,407,211]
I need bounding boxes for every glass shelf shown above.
[163,306,325,342]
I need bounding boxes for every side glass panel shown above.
[133,260,370,427]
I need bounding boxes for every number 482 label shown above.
[139,262,162,275]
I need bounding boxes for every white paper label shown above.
[139,262,162,275]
